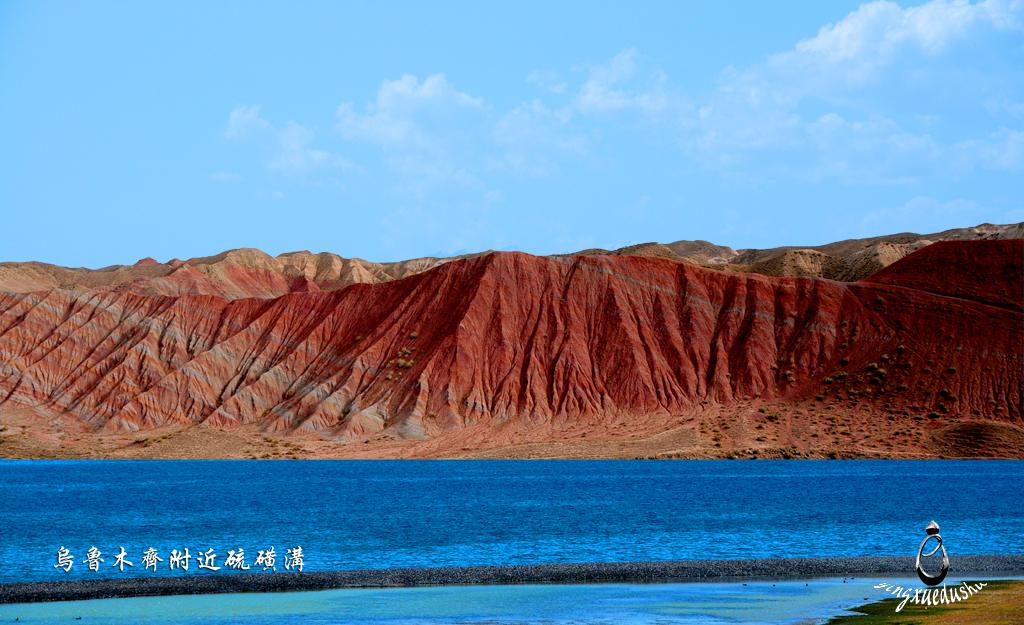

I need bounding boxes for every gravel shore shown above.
[3,555,1023,604]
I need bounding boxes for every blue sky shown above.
[2,0,1022,267]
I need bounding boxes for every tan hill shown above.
[607,222,1022,280]
[0,239,1020,460]
[0,248,462,300]
[0,223,1018,299]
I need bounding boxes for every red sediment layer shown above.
[0,241,1020,442]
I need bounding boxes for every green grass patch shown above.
[827,580,1016,624]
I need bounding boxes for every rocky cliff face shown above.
[0,240,1019,454]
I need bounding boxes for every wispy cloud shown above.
[333,72,590,188]
[575,49,676,116]
[224,105,354,176]
[859,195,1007,235]
[688,0,1024,178]
[952,127,1024,172]
[526,70,568,95]
[784,0,1020,84]
[333,74,489,192]
[336,74,482,149]
[491,100,587,177]
[218,0,1023,206]
[224,105,270,140]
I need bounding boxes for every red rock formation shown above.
[0,241,1020,446]
[862,239,1023,312]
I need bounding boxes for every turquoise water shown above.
[0,578,920,624]
[1,460,1022,584]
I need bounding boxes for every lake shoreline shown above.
[3,555,1024,604]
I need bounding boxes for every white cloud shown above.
[780,0,1022,86]
[491,100,587,176]
[690,0,1024,179]
[219,0,1023,196]
[336,74,482,149]
[953,127,1024,171]
[576,49,676,116]
[268,122,332,174]
[803,113,940,182]
[224,105,270,140]
[334,74,490,195]
[224,106,352,176]
[334,73,591,190]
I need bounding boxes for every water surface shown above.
[1,460,1021,584]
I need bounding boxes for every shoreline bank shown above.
[3,555,1023,604]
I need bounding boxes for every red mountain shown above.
[0,240,1020,459]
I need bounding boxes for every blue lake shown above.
[0,460,1022,584]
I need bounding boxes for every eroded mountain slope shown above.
[0,240,1019,460]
